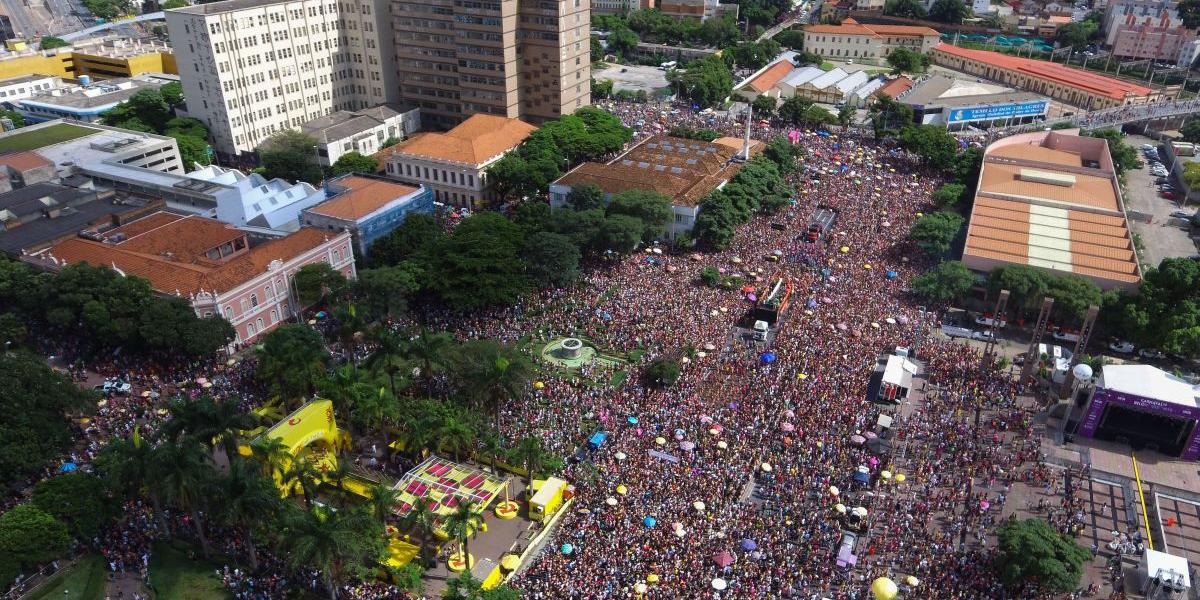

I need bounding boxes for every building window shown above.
[225,306,234,319]
[250,293,259,307]
[256,318,265,331]
[333,248,341,262]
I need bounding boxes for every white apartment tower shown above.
[166,0,398,161]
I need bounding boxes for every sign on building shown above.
[946,100,1049,123]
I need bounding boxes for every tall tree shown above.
[425,213,531,310]
[607,189,673,241]
[448,339,532,439]
[259,130,324,185]
[0,352,90,492]
[911,261,976,302]
[328,151,379,176]
[442,502,483,575]
[215,459,281,571]
[521,231,582,288]
[928,0,968,22]
[163,396,256,463]
[908,211,964,257]
[152,439,216,556]
[994,518,1091,593]
[257,324,331,403]
[294,262,350,308]
[278,506,385,600]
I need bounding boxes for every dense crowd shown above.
[7,98,1111,599]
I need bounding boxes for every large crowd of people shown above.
[6,98,1111,599]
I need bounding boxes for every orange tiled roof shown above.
[874,76,913,99]
[390,114,536,166]
[46,212,335,297]
[0,151,52,172]
[746,60,796,93]
[932,43,1153,100]
[805,19,938,37]
[307,176,422,221]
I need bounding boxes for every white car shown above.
[1109,340,1136,354]
[974,315,1007,329]
[972,330,995,341]
[95,379,132,395]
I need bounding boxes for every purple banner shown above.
[1079,388,1200,460]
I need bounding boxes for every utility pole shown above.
[1059,304,1100,399]
[1021,297,1054,384]
[980,290,1008,370]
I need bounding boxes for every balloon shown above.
[872,577,899,600]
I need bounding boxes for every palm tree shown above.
[151,438,217,556]
[450,339,532,439]
[163,396,257,464]
[257,324,332,406]
[354,386,399,450]
[366,327,411,400]
[249,435,292,480]
[367,482,400,527]
[215,459,281,571]
[281,456,323,508]
[510,435,551,497]
[433,415,476,462]
[442,502,482,573]
[324,455,354,507]
[402,497,436,563]
[278,506,381,600]
[95,429,171,534]
[404,329,452,385]
[332,304,364,371]
[318,364,365,427]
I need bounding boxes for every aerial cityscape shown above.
[0,0,1199,597]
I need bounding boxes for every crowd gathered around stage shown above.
[3,98,1116,600]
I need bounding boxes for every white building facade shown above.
[165,0,399,161]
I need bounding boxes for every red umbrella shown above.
[713,551,735,567]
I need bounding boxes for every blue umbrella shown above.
[761,352,776,364]
[561,543,574,554]
[885,270,898,279]
[60,462,77,473]
[643,516,657,528]
[740,539,757,551]
[315,311,327,318]
[806,299,818,309]
[627,416,639,425]
[853,471,870,483]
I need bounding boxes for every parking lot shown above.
[592,64,670,94]
[1122,133,1197,267]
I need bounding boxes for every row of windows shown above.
[392,161,477,187]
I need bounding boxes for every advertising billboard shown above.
[946,100,1049,124]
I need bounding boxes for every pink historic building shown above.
[28,211,355,348]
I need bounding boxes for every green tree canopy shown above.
[898,125,959,166]
[0,504,71,584]
[259,130,324,185]
[778,96,815,125]
[425,213,531,309]
[328,151,379,176]
[257,324,331,401]
[884,0,927,17]
[1182,119,1200,143]
[994,518,1091,593]
[752,94,778,118]
[869,94,915,138]
[0,352,91,492]
[886,47,928,73]
[607,189,673,240]
[1085,128,1142,176]
[911,261,977,301]
[928,0,968,22]
[932,183,967,208]
[598,214,646,254]
[521,231,582,288]
[368,213,445,267]
[727,39,783,70]
[645,357,682,386]
[987,264,1051,314]
[294,262,350,307]
[566,183,606,210]
[1046,274,1102,323]
[668,55,733,109]
[39,36,70,49]
[908,211,963,256]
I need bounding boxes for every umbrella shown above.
[761,462,773,472]
[850,434,866,445]
[740,539,757,551]
[835,503,847,513]
[806,299,818,309]
[829,486,839,496]
[712,552,735,568]
[141,390,151,398]
[674,527,687,538]
[871,322,880,329]
[885,270,898,279]
[895,473,906,483]
[606,497,618,506]
[898,315,910,325]
[704,343,716,351]
[617,485,628,495]
[202,381,213,388]
[798,373,808,380]
[635,583,648,594]
[865,431,878,439]
[852,506,868,517]
[627,416,639,425]
[781,422,795,432]
[980,500,990,510]
[905,575,920,587]
[699,415,713,424]
[731,257,742,264]
[680,441,695,451]
[712,578,728,591]
[195,377,208,385]
[880,470,892,480]
[693,501,706,511]
[60,462,77,473]
[696,351,707,358]
[561,543,574,554]
[643,516,657,528]
[655,437,666,446]
[885,317,897,325]
[836,323,848,331]
[741,285,755,293]
[746,293,757,302]
[647,574,660,583]
[857,465,870,474]
[716,440,728,449]
[784,409,795,418]
[868,456,879,466]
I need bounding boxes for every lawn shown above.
[29,555,106,600]
[148,541,230,600]
[0,123,94,152]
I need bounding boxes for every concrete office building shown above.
[15,74,177,124]
[391,0,591,128]
[166,0,399,161]
[1103,0,1200,65]
[299,105,421,167]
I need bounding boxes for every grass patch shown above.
[0,123,94,152]
[148,541,230,600]
[609,369,629,388]
[627,348,645,362]
[819,62,834,71]
[29,555,106,600]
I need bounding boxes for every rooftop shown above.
[745,59,795,93]
[306,175,423,221]
[389,114,536,166]
[0,73,58,86]
[0,182,147,255]
[168,0,289,15]
[962,130,1140,286]
[19,76,166,110]
[874,76,913,99]
[932,43,1154,100]
[0,151,53,172]
[41,212,335,297]
[298,105,408,145]
[555,135,760,208]
[1101,365,1200,409]
[899,74,1045,108]
[0,122,95,153]
[804,18,940,37]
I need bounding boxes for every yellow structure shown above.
[248,399,349,496]
[528,477,566,522]
[383,537,419,570]
[0,45,176,82]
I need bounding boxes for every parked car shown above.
[1138,348,1165,359]
[1109,340,1136,354]
[1052,329,1081,343]
[94,378,132,395]
[975,315,1007,328]
[1161,191,1177,200]
[972,330,995,341]
[1156,177,1170,184]
[1170,210,1193,219]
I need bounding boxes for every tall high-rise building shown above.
[166,0,398,160]
[392,0,591,128]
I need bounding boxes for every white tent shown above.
[1139,549,1190,594]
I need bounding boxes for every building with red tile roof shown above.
[961,130,1142,291]
[871,76,913,103]
[930,43,1158,108]
[802,19,940,64]
[26,212,356,346]
[301,174,433,257]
